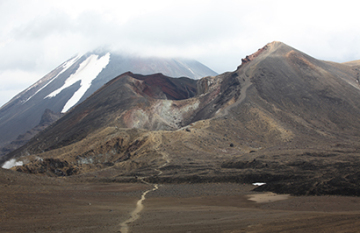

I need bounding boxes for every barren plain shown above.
[2,171,360,233]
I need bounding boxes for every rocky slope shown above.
[4,41,360,196]
[0,109,63,157]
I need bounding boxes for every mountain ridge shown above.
[3,41,360,196]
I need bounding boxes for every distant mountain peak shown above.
[267,40,283,46]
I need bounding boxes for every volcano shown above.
[3,41,360,196]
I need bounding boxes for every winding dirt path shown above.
[119,182,158,233]
[119,133,170,233]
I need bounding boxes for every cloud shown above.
[1,158,23,169]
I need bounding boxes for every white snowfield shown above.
[46,53,110,113]
[1,158,23,169]
[24,54,81,103]
[252,182,266,186]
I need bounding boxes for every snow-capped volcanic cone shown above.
[0,51,217,156]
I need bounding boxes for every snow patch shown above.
[25,54,81,103]
[252,182,266,186]
[2,159,23,169]
[45,53,110,113]
[187,67,195,75]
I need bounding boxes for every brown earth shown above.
[2,171,360,233]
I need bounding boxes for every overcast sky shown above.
[1,0,359,107]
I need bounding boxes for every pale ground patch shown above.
[247,192,290,203]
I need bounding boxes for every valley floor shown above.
[2,180,360,233]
